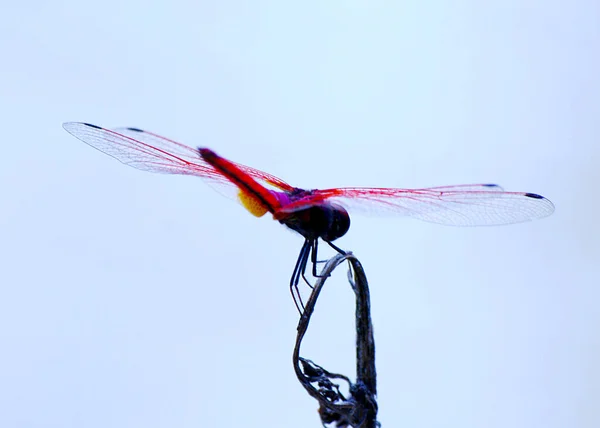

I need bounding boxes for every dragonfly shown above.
[63,122,555,312]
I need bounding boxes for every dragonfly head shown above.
[322,204,350,242]
[278,202,350,242]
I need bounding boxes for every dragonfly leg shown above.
[299,239,320,289]
[326,240,347,255]
[290,239,312,314]
[308,239,347,280]
[311,239,325,278]
[291,239,348,314]
[314,239,329,264]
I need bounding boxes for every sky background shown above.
[1,1,599,427]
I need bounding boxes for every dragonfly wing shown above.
[64,122,218,175]
[112,126,295,192]
[63,122,293,211]
[278,184,555,226]
[64,123,294,189]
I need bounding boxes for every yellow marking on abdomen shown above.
[238,190,269,217]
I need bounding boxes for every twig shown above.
[293,253,379,427]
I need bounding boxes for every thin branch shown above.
[293,253,379,428]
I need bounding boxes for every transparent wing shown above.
[279,184,555,226]
[63,123,555,226]
[62,122,294,193]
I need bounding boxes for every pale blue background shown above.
[1,1,598,427]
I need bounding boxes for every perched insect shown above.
[63,122,555,311]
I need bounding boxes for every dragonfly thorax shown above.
[278,203,350,242]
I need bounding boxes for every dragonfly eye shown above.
[323,205,350,241]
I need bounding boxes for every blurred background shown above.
[1,1,598,427]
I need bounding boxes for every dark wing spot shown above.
[525,193,544,199]
[483,183,500,188]
[83,123,102,129]
[126,127,144,132]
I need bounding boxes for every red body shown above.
[63,122,555,311]
[63,122,555,232]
